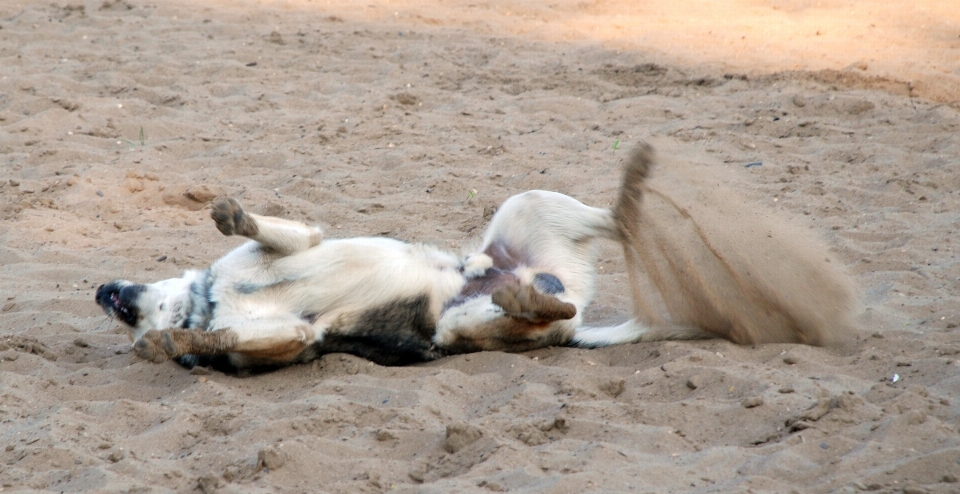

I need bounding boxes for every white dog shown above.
[97,143,860,372]
[95,146,681,372]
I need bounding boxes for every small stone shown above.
[778,387,795,394]
[198,474,220,494]
[443,423,483,454]
[184,185,218,204]
[189,366,211,376]
[1,302,14,312]
[792,94,806,107]
[742,396,764,408]
[108,450,125,462]
[374,429,396,442]
[904,410,926,425]
[783,356,799,365]
[257,446,284,470]
[942,474,958,483]
[408,468,425,483]
[600,379,625,397]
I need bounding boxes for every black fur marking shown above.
[174,354,236,373]
[302,295,446,366]
[186,270,215,330]
[234,278,297,295]
[234,283,260,295]
[533,273,565,294]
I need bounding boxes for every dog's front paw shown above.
[211,198,258,237]
[461,253,493,278]
[134,330,173,363]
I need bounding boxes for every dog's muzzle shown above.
[95,282,145,327]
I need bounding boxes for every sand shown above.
[1,0,959,492]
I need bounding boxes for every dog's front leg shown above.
[134,316,318,364]
[211,198,323,255]
[134,328,238,363]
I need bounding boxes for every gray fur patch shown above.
[185,270,215,329]
[533,272,565,294]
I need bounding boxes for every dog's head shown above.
[95,270,203,341]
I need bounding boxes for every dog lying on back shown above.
[96,144,858,372]
[95,145,659,372]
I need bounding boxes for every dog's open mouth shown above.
[95,283,142,327]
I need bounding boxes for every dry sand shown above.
[2,0,960,492]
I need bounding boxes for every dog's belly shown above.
[442,268,518,312]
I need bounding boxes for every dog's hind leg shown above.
[491,280,577,323]
[436,281,578,353]
[570,320,713,348]
[211,198,323,255]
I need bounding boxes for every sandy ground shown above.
[2,0,960,492]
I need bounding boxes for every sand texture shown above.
[2,0,960,492]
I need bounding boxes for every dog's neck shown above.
[185,270,216,330]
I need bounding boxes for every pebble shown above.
[741,396,764,408]
[258,446,285,470]
[443,423,483,454]
[783,356,799,365]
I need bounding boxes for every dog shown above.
[95,145,680,372]
[95,143,858,372]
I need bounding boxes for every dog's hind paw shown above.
[211,197,259,238]
[491,281,577,323]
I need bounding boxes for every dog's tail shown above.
[584,141,859,348]
[571,144,712,348]
[610,144,669,328]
